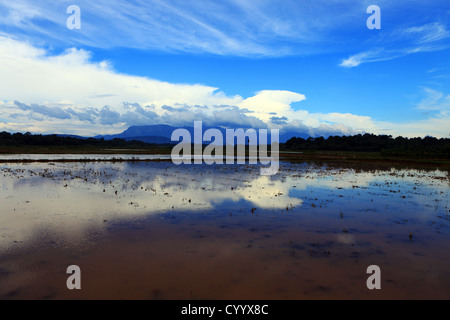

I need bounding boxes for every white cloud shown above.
[0,36,333,136]
[0,0,375,57]
[403,22,449,44]
[240,90,306,122]
[339,50,384,68]
[0,36,449,138]
[340,22,450,68]
[316,113,376,131]
[417,87,450,112]
[0,0,448,63]
[374,116,450,138]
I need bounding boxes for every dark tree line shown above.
[2,131,450,156]
[0,131,154,148]
[284,134,450,156]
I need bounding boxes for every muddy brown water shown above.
[0,160,449,299]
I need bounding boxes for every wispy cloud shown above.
[1,0,448,61]
[403,22,449,44]
[340,49,391,67]
[417,87,450,112]
[340,21,450,67]
[0,0,384,57]
[0,0,299,56]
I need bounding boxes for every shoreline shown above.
[0,150,448,170]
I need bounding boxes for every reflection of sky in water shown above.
[0,161,448,250]
[0,154,172,161]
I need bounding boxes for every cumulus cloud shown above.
[14,101,72,120]
[270,116,288,125]
[0,36,449,138]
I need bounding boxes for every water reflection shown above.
[0,160,449,299]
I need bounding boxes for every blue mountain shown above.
[95,124,310,144]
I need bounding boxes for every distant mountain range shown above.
[94,124,310,144]
[95,124,186,144]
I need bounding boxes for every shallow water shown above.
[0,154,171,161]
[0,160,449,299]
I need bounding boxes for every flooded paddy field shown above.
[0,159,449,299]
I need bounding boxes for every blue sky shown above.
[0,0,449,137]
